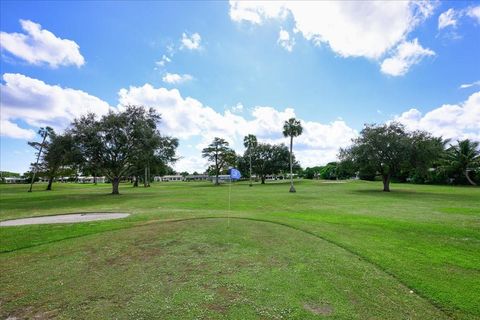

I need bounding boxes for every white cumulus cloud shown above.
[229,1,435,59]
[467,6,480,23]
[0,119,36,140]
[117,83,358,168]
[155,55,171,67]
[438,8,458,29]
[0,73,111,137]
[395,91,480,141]
[180,32,202,50]
[162,73,193,84]
[277,28,295,52]
[380,39,435,76]
[0,19,85,68]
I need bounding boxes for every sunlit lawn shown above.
[0,180,479,319]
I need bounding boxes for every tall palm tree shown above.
[283,118,303,192]
[445,139,480,186]
[243,134,258,187]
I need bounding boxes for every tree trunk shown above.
[112,177,120,195]
[249,153,252,187]
[465,170,477,186]
[28,131,48,193]
[382,174,391,192]
[147,164,151,187]
[46,177,54,191]
[215,154,219,185]
[289,136,296,193]
[261,176,265,184]
[93,171,97,185]
[144,167,148,187]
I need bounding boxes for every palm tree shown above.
[283,118,303,192]
[243,134,258,187]
[445,139,480,186]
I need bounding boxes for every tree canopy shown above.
[339,122,447,191]
[71,105,177,194]
[202,137,236,185]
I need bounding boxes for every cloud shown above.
[155,54,171,67]
[438,8,458,29]
[174,154,208,173]
[0,73,111,137]
[229,1,435,59]
[0,19,84,68]
[277,28,295,52]
[229,1,289,24]
[460,81,480,89]
[395,91,480,141]
[467,6,480,24]
[437,6,480,35]
[162,73,193,84]
[117,83,358,168]
[380,39,435,76]
[0,119,36,139]
[180,32,202,50]
[230,103,244,113]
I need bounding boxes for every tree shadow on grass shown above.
[349,188,480,202]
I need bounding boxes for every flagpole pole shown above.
[228,176,231,228]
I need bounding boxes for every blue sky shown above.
[1,1,479,173]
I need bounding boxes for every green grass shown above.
[0,180,479,319]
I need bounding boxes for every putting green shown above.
[0,218,447,319]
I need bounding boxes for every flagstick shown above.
[228,177,231,228]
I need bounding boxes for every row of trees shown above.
[28,111,478,194]
[201,118,304,192]
[201,136,301,185]
[338,122,479,191]
[28,106,178,194]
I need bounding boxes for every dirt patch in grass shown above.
[5,306,59,320]
[303,303,334,316]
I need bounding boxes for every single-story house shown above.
[185,174,209,181]
[77,176,106,183]
[3,177,26,184]
[156,175,185,182]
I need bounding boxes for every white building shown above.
[77,176,106,183]
[3,177,26,184]
[211,175,232,184]
[156,175,185,182]
[185,174,209,181]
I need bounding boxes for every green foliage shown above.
[340,123,449,191]
[241,143,299,183]
[202,137,237,184]
[0,171,20,178]
[282,118,303,138]
[443,139,480,185]
[71,105,176,194]
[302,166,323,179]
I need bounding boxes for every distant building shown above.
[3,177,26,184]
[77,176,106,183]
[156,175,185,182]
[211,175,231,183]
[185,174,209,181]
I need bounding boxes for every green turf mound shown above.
[0,218,446,319]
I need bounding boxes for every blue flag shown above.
[229,168,241,180]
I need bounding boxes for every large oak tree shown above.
[72,105,175,194]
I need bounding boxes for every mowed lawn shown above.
[0,180,479,319]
